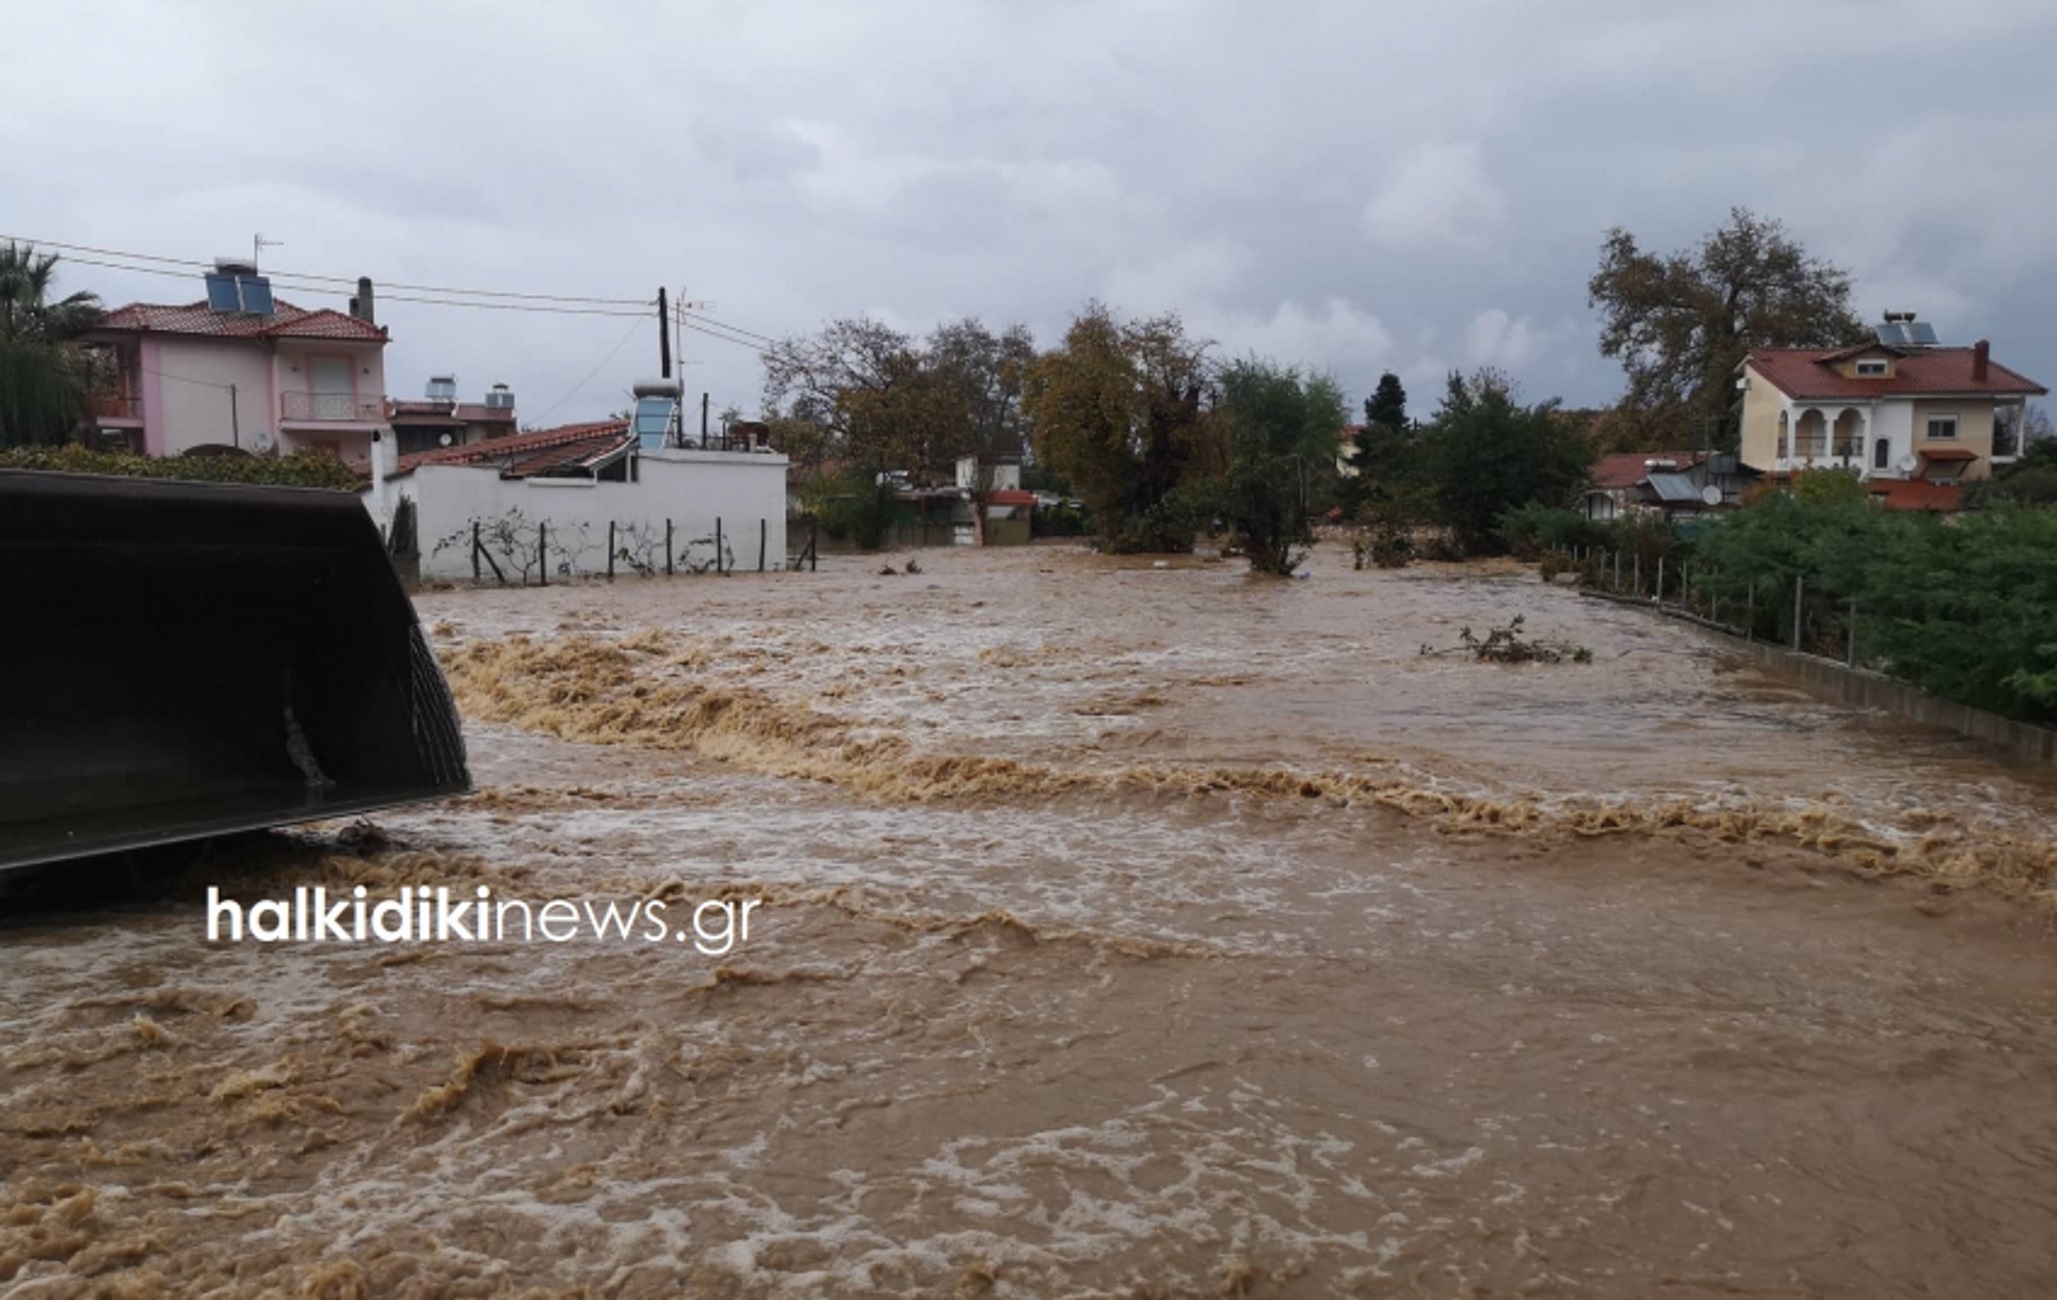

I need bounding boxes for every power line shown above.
[535,317,649,422]
[57,253,650,318]
[677,319,771,355]
[2,233,652,307]
[677,308,779,346]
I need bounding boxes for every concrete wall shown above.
[385,447,790,581]
[152,336,274,456]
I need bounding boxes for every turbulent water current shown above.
[4,545,2054,1298]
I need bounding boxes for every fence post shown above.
[1655,555,1665,604]
[810,519,818,572]
[715,517,724,574]
[1792,574,1804,652]
[607,521,616,581]
[538,521,548,587]
[472,521,481,583]
[665,519,674,576]
[1633,552,1640,598]
[1613,548,1621,592]
[759,518,767,572]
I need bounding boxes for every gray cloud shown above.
[6,0,2052,424]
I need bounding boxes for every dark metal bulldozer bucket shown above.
[0,471,470,872]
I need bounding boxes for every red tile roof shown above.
[391,419,630,478]
[1868,479,1962,512]
[93,299,387,343]
[1746,346,2045,400]
[1917,446,1978,462]
[1590,450,1701,490]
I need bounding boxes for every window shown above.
[1926,415,1958,440]
[1874,437,1890,470]
[1856,359,1888,377]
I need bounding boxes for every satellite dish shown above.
[251,429,274,455]
[438,433,453,447]
[1700,485,1722,506]
[1897,453,1918,473]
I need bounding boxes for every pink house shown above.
[84,263,391,463]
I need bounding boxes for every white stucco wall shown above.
[379,448,790,581]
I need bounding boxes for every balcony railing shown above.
[88,393,142,421]
[281,391,385,422]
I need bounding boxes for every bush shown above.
[0,444,360,490]
[1694,494,2057,723]
[804,468,903,550]
[1498,503,1610,558]
[1031,501,1090,537]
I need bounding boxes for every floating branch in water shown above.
[1420,615,1592,664]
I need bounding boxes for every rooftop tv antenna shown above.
[253,232,284,270]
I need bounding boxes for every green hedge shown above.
[0,444,361,491]
[1693,495,2057,724]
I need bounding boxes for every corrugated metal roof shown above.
[1645,471,1705,503]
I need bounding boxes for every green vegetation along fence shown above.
[1551,496,2057,729]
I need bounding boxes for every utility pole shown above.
[657,287,671,379]
[230,383,239,450]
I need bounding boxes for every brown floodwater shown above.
[4,544,2054,1299]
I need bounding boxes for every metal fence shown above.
[1559,544,1869,667]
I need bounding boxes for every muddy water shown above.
[5,545,2055,1298]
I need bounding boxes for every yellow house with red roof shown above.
[1736,317,2046,485]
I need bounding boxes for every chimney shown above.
[1973,339,1990,383]
[350,276,376,325]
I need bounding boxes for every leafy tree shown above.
[760,315,1038,506]
[1339,370,1417,521]
[926,318,1036,540]
[1589,208,1866,445]
[1791,466,1869,507]
[1423,369,1591,554]
[0,243,103,446]
[1966,415,2057,507]
[1194,359,1345,575]
[1363,371,1407,432]
[1023,303,1219,553]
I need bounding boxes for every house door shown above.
[310,357,354,420]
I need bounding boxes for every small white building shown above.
[365,408,789,580]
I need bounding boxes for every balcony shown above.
[281,391,385,423]
[88,393,143,422]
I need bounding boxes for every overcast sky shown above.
[7,0,2054,426]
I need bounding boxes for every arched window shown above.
[1873,437,1890,470]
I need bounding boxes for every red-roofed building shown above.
[83,262,392,461]
[387,379,519,456]
[1737,320,2046,488]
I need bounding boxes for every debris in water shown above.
[1420,615,1592,664]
